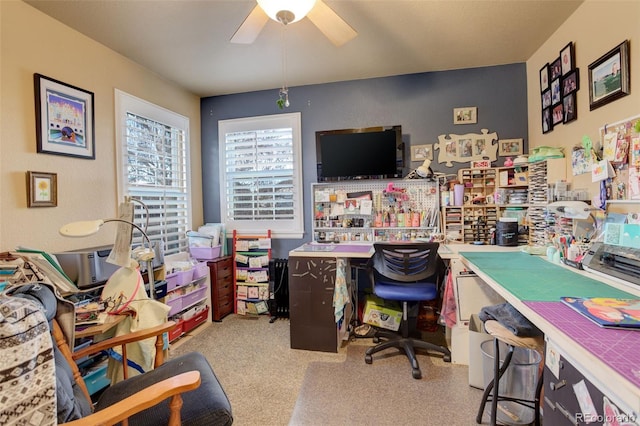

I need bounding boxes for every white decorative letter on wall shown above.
[434,129,498,167]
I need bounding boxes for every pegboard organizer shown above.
[311,180,440,243]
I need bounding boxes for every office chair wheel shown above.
[365,354,373,364]
[412,369,422,380]
[443,354,451,362]
[373,337,381,343]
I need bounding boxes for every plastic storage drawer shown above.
[182,286,206,308]
[183,306,209,333]
[84,363,110,395]
[168,320,184,342]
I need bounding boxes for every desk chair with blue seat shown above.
[364,242,451,379]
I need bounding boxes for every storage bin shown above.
[84,363,110,395]
[183,306,209,333]
[168,320,184,342]
[190,245,221,260]
[192,261,209,279]
[146,280,168,299]
[182,286,207,308]
[166,296,183,316]
[481,340,541,425]
[166,268,194,291]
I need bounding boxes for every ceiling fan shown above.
[231,0,357,47]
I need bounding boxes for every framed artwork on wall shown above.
[540,63,550,92]
[34,73,95,159]
[552,103,564,126]
[551,78,561,105]
[410,144,433,161]
[542,108,552,134]
[560,42,575,76]
[26,171,57,208]
[562,69,579,95]
[563,93,577,124]
[498,139,523,156]
[588,40,630,111]
[453,107,477,124]
[550,57,562,81]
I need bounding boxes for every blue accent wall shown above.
[201,63,528,258]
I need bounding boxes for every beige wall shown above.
[526,0,640,200]
[0,0,203,253]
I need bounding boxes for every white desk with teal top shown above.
[459,251,640,424]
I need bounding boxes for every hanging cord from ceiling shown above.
[277,25,290,109]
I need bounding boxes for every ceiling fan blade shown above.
[230,5,269,44]
[307,0,357,47]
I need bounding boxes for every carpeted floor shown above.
[170,315,487,425]
[290,344,482,425]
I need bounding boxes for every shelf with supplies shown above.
[311,180,440,243]
[527,158,567,246]
[233,230,272,316]
[442,166,532,244]
[163,253,212,342]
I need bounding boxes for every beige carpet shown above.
[290,344,482,425]
[170,315,486,425]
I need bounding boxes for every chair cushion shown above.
[95,351,233,426]
[374,281,437,302]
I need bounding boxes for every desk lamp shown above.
[404,159,434,179]
[547,200,601,240]
[59,218,156,300]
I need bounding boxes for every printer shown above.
[582,222,640,289]
[55,243,165,289]
[54,246,120,289]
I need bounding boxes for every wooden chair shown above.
[6,284,233,426]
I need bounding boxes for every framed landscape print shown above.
[588,40,630,111]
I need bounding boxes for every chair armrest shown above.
[72,320,177,361]
[61,370,201,426]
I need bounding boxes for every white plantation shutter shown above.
[115,90,191,255]
[219,113,303,238]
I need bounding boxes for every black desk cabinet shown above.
[543,349,636,425]
[288,256,351,353]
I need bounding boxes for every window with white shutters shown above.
[115,90,191,255]
[219,113,303,238]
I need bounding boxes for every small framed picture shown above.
[540,63,550,92]
[26,171,57,208]
[542,108,553,134]
[552,103,564,125]
[562,69,580,96]
[551,78,561,105]
[588,40,630,111]
[542,89,552,109]
[560,42,575,76]
[563,93,577,124]
[498,139,523,156]
[453,107,477,124]
[410,144,433,161]
[550,57,562,81]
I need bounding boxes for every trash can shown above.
[481,339,542,425]
[468,314,492,389]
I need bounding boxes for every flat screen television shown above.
[316,125,404,181]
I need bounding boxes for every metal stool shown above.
[476,320,544,426]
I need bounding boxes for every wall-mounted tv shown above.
[316,125,404,181]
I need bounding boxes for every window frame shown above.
[114,89,192,255]
[218,112,304,239]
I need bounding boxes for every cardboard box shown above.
[363,295,402,331]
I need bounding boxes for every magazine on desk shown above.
[561,297,640,330]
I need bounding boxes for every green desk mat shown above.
[459,251,633,302]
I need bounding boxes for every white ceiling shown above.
[25,0,583,97]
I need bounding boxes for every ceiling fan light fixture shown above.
[257,0,316,25]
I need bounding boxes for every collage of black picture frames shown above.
[540,41,580,134]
